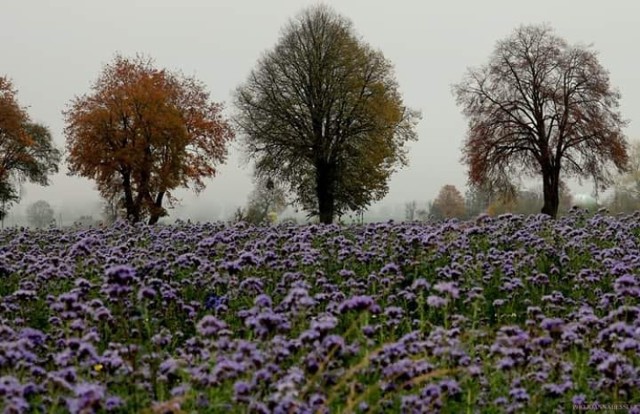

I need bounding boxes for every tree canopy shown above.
[431,184,466,220]
[64,55,234,225]
[0,76,61,220]
[234,5,419,224]
[607,140,640,213]
[26,199,55,228]
[454,24,628,218]
[237,178,288,225]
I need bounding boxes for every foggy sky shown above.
[1,0,638,221]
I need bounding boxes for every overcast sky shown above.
[1,0,638,220]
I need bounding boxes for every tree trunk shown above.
[316,160,336,224]
[540,167,560,218]
[147,191,165,225]
[122,171,139,223]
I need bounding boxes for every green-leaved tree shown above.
[0,77,61,222]
[234,5,419,224]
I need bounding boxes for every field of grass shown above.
[1,209,639,413]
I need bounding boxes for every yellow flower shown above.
[93,363,103,372]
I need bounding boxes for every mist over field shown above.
[1,0,639,226]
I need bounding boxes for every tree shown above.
[241,178,288,225]
[513,181,573,215]
[465,184,493,217]
[415,206,429,222]
[26,200,55,228]
[234,5,419,224]
[606,188,639,214]
[64,55,235,225]
[607,140,640,213]
[431,184,466,219]
[613,140,640,197]
[484,180,573,216]
[404,200,418,221]
[454,24,628,219]
[486,196,518,217]
[74,215,98,228]
[0,181,18,226]
[100,197,122,225]
[0,76,61,221]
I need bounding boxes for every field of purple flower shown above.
[1,210,639,413]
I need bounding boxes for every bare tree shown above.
[404,200,418,221]
[455,24,628,218]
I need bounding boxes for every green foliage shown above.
[0,77,61,220]
[235,5,419,224]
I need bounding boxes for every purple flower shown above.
[105,396,123,411]
[196,315,228,337]
[572,394,587,405]
[233,380,252,402]
[433,282,460,299]
[542,380,573,397]
[171,384,190,397]
[159,358,179,376]
[497,356,515,370]
[105,265,137,285]
[384,306,404,320]
[596,353,631,379]
[321,335,345,353]
[0,376,22,397]
[310,315,338,334]
[204,293,225,311]
[3,396,29,413]
[245,311,290,338]
[427,295,448,308]
[66,382,105,414]
[540,317,565,333]
[509,387,529,402]
[18,328,46,345]
[439,378,461,395]
[254,294,272,308]
[493,396,508,405]
[338,295,378,314]
[137,286,157,300]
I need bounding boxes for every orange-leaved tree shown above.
[431,184,466,219]
[0,76,61,221]
[64,55,234,224]
[454,24,628,218]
